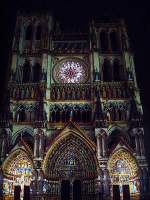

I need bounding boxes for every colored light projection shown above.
[53,59,89,83]
[107,149,140,194]
[3,150,32,195]
[43,134,97,180]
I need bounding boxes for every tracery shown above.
[3,150,33,195]
[53,59,89,83]
[108,149,139,194]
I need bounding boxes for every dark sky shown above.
[1,0,150,161]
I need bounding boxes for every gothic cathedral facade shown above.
[0,13,149,200]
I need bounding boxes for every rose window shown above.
[53,59,89,83]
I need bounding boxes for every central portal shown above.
[61,180,82,200]
[43,127,98,199]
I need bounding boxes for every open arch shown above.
[100,30,109,51]
[36,25,42,40]
[14,133,34,150]
[33,63,42,82]
[12,127,33,145]
[107,148,140,195]
[102,59,112,81]
[22,60,32,83]
[107,127,131,151]
[113,59,122,81]
[2,148,33,198]
[25,24,33,40]
[33,63,41,82]
[110,31,119,52]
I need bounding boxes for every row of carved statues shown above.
[51,86,91,100]
[10,84,45,99]
[95,84,133,99]
[9,83,133,100]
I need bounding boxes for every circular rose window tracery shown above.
[53,58,89,83]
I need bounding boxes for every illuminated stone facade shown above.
[0,13,149,200]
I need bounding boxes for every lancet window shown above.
[102,59,112,81]
[15,105,35,122]
[25,24,33,40]
[16,61,42,83]
[49,104,92,123]
[110,31,120,52]
[113,59,123,81]
[103,102,129,121]
[36,25,42,40]
[100,31,109,52]
[102,58,124,82]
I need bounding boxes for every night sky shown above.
[1,0,150,163]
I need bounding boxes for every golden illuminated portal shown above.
[107,149,140,194]
[2,150,33,196]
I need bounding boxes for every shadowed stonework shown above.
[0,13,149,200]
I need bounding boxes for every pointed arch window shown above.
[113,59,122,81]
[100,31,109,52]
[33,63,41,82]
[102,59,112,81]
[36,25,42,40]
[22,60,32,83]
[25,24,33,40]
[110,31,119,52]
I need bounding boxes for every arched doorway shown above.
[2,148,33,200]
[107,148,140,199]
[43,125,98,199]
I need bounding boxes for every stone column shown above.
[38,169,44,194]
[134,134,140,156]
[139,133,145,156]
[1,135,7,160]
[39,131,45,159]
[34,130,39,159]
[0,168,3,199]
[30,169,38,195]
[103,169,110,196]
[96,134,102,159]
[13,110,16,121]
[102,134,107,157]
[141,168,149,193]
[97,169,103,195]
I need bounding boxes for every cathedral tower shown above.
[0,13,149,200]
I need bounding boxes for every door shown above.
[113,185,120,200]
[73,180,82,200]
[23,185,30,200]
[61,180,70,200]
[123,185,130,200]
[14,185,21,200]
